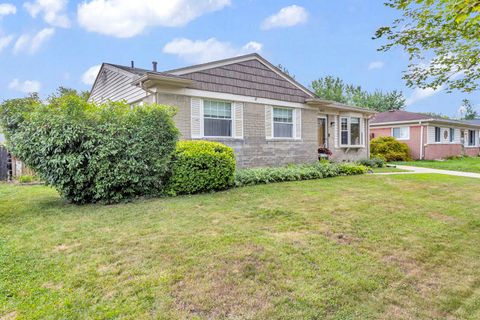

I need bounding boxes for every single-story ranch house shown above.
[89,54,375,167]
[370,110,480,160]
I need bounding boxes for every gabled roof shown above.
[371,110,480,128]
[371,110,432,123]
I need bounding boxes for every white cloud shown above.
[261,5,308,30]
[24,0,70,28]
[81,64,101,85]
[13,28,55,54]
[368,61,385,70]
[77,0,231,38]
[405,86,443,106]
[8,78,41,93]
[163,38,263,64]
[0,35,13,52]
[0,3,16,16]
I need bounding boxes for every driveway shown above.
[376,165,480,179]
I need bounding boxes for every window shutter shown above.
[265,105,272,139]
[191,98,202,138]
[294,108,302,139]
[233,102,244,139]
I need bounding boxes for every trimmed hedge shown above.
[166,140,236,195]
[0,94,179,204]
[370,136,411,162]
[234,162,367,187]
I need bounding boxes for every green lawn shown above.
[395,156,480,173]
[2,174,480,319]
[370,166,410,173]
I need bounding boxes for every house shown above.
[370,110,480,160]
[88,53,375,167]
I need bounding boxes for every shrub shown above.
[0,93,179,204]
[234,162,366,187]
[370,136,411,162]
[166,140,236,195]
[358,157,385,168]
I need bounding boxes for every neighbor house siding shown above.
[89,67,146,104]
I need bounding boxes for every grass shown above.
[395,156,480,173]
[2,174,480,319]
[370,166,410,173]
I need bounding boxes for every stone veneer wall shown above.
[155,93,318,168]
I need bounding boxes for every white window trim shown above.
[271,106,296,140]
[202,99,235,139]
[391,126,410,140]
[339,116,365,147]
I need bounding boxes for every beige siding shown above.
[89,66,146,104]
[428,126,463,144]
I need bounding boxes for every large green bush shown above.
[166,140,236,195]
[370,136,411,162]
[235,161,367,187]
[0,93,179,204]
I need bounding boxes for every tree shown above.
[277,64,295,79]
[375,0,480,92]
[311,76,406,112]
[460,99,478,120]
[49,86,90,102]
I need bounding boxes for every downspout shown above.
[138,79,158,103]
[419,121,424,160]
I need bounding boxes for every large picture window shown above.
[340,117,362,146]
[203,100,232,137]
[392,127,409,140]
[468,130,476,146]
[273,107,293,138]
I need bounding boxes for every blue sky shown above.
[0,0,478,117]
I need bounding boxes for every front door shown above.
[317,117,327,147]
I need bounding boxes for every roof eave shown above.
[305,98,377,114]
[132,73,194,88]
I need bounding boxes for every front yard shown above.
[395,156,480,173]
[2,174,480,319]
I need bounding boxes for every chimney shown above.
[131,60,134,68]
[152,61,157,72]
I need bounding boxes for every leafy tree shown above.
[311,76,406,112]
[375,0,480,92]
[418,112,450,119]
[49,86,90,102]
[277,64,295,79]
[460,99,478,120]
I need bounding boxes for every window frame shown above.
[391,126,410,140]
[339,116,364,147]
[449,128,455,143]
[468,130,477,147]
[272,107,294,139]
[202,99,233,138]
[434,127,441,143]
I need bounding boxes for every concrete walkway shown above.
[375,165,480,179]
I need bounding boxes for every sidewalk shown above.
[375,165,480,179]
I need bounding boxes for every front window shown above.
[273,107,293,138]
[203,100,232,137]
[468,130,476,146]
[450,128,455,143]
[340,117,362,146]
[392,127,409,140]
[434,127,441,142]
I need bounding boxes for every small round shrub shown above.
[166,140,236,195]
[370,136,411,162]
[358,157,385,168]
[1,94,179,204]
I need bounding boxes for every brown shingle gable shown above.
[179,59,312,103]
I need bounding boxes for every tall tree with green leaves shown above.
[311,76,406,112]
[375,0,480,92]
[460,99,479,120]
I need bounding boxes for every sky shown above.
[0,0,478,117]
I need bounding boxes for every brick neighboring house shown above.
[88,53,375,168]
[370,110,480,160]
